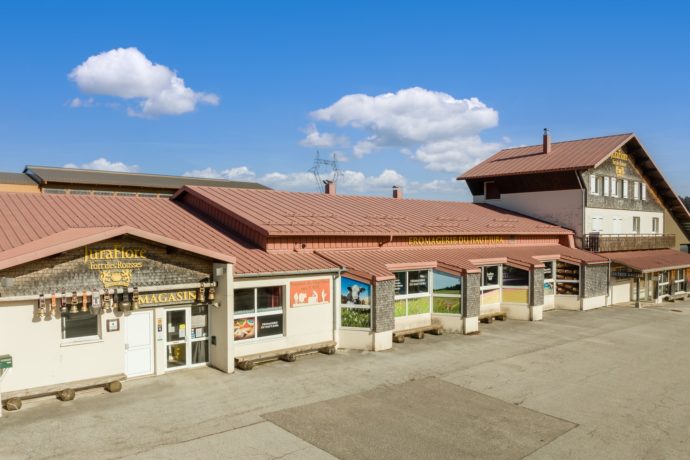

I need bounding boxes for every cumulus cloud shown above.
[69,97,95,108]
[300,124,348,148]
[64,158,140,173]
[69,47,219,117]
[183,166,257,182]
[309,87,501,172]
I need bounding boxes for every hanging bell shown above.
[70,291,79,314]
[80,289,89,313]
[208,285,216,302]
[60,291,68,314]
[131,287,139,311]
[50,291,58,316]
[103,291,112,311]
[120,289,131,311]
[198,286,206,303]
[38,294,47,318]
[111,289,119,311]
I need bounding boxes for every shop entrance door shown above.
[165,305,210,370]
[125,310,154,377]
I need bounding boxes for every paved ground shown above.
[2,302,690,460]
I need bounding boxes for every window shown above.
[652,217,660,234]
[589,174,599,195]
[641,184,647,201]
[603,177,610,196]
[633,216,641,234]
[622,180,629,198]
[502,265,529,304]
[432,271,462,315]
[394,270,430,317]
[591,216,604,233]
[674,269,686,293]
[556,261,580,296]
[480,265,501,305]
[544,261,555,296]
[484,181,500,200]
[62,311,99,340]
[233,286,284,341]
[633,181,640,200]
[340,277,371,328]
[658,271,670,297]
[611,179,618,197]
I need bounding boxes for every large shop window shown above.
[674,269,687,293]
[432,271,462,315]
[234,286,284,341]
[62,311,99,340]
[544,261,555,296]
[658,271,670,297]
[480,265,501,305]
[556,261,580,296]
[394,270,430,317]
[502,265,529,304]
[340,277,372,329]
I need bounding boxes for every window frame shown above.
[394,269,432,317]
[233,285,285,343]
[652,217,660,234]
[61,311,100,344]
[431,270,463,316]
[658,271,670,297]
[633,216,641,234]
[674,269,686,293]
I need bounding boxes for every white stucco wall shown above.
[0,302,125,394]
[474,189,583,235]
[233,275,335,358]
[584,207,664,234]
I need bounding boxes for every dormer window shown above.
[484,181,500,200]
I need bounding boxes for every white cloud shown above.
[309,87,501,172]
[300,124,348,148]
[184,166,257,182]
[69,47,219,117]
[64,158,139,172]
[69,97,95,108]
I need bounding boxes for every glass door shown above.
[166,309,188,369]
[166,306,210,370]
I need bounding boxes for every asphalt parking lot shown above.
[2,302,690,460]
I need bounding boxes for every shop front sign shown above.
[611,149,629,178]
[290,279,330,307]
[138,290,199,307]
[612,270,643,279]
[408,236,504,246]
[85,245,147,288]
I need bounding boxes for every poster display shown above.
[290,279,330,307]
[257,314,283,338]
[234,318,255,341]
[341,277,371,305]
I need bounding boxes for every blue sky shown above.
[0,1,688,200]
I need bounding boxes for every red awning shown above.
[600,249,690,273]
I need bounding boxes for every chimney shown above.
[543,128,551,154]
[324,180,336,195]
[392,185,403,199]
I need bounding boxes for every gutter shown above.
[234,268,342,279]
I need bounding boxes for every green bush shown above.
[341,308,370,328]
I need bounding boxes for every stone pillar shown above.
[529,267,544,321]
[581,264,609,310]
[210,263,234,373]
[372,279,394,350]
[462,272,480,334]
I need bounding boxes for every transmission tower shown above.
[309,151,343,193]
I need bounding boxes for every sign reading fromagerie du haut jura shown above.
[408,236,505,246]
[84,245,147,288]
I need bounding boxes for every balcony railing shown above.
[583,233,676,252]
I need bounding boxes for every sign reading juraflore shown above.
[611,149,629,178]
[408,236,504,246]
[84,245,147,288]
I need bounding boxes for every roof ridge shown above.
[496,132,634,153]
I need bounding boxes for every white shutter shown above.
[611,179,618,197]
[623,180,629,198]
[590,174,597,194]
[603,177,610,196]
[641,184,647,201]
[633,182,640,200]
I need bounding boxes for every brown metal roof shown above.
[318,245,608,281]
[600,249,690,273]
[24,165,269,191]
[0,172,36,185]
[175,186,574,238]
[458,133,634,180]
[0,192,337,275]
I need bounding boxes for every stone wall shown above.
[463,273,480,318]
[583,156,663,213]
[530,268,545,306]
[0,236,213,297]
[373,279,394,332]
[583,264,609,298]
